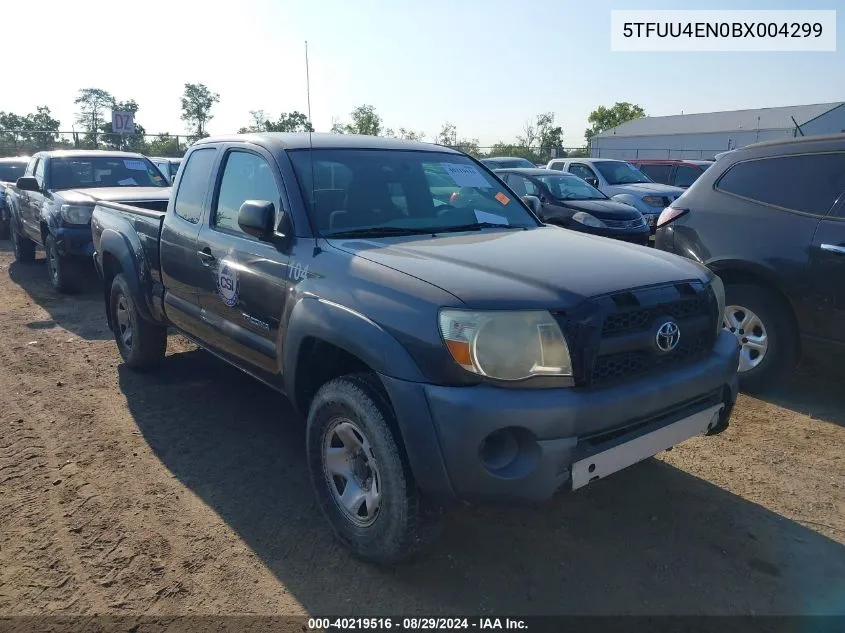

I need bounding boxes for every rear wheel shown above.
[109,273,167,371]
[306,374,442,565]
[10,219,35,263]
[723,283,798,392]
[45,233,78,294]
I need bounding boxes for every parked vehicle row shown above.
[6,151,171,292]
[0,156,29,238]
[149,156,182,185]
[89,132,738,564]
[656,133,845,391]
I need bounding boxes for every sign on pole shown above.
[111,111,135,134]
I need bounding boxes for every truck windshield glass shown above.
[536,174,607,200]
[289,149,539,235]
[594,161,652,185]
[0,163,27,183]
[49,157,167,190]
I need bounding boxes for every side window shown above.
[639,164,671,184]
[25,158,37,178]
[507,175,528,196]
[213,151,280,235]
[173,148,217,224]
[674,165,702,188]
[716,153,845,215]
[34,160,45,189]
[568,163,597,181]
[549,161,565,171]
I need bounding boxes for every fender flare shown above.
[98,228,157,325]
[282,296,426,400]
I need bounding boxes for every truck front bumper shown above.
[380,329,739,505]
[53,225,94,259]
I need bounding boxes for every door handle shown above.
[820,243,845,255]
[197,248,216,266]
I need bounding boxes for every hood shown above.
[59,187,171,204]
[328,226,709,310]
[614,182,685,196]
[550,198,641,219]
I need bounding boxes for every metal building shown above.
[590,102,845,160]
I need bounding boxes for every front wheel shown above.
[109,273,167,371]
[723,283,798,392]
[45,233,78,294]
[306,374,442,565]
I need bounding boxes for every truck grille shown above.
[559,281,716,388]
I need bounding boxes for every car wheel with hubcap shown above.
[723,283,798,392]
[109,273,167,371]
[45,233,77,293]
[306,374,442,565]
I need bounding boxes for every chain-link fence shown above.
[0,130,195,158]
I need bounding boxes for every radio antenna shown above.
[305,40,319,250]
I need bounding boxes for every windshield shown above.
[0,162,27,183]
[289,149,539,236]
[536,174,607,200]
[49,156,167,190]
[593,161,652,185]
[498,158,535,168]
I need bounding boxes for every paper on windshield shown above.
[123,159,147,171]
[442,163,491,188]
[118,177,138,186]
[474,209,509,225]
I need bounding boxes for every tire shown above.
[306,373,442,565]
[10,218,35,263]
[724,283,798,393]
[45,233,79,294]
[109,273,167,371]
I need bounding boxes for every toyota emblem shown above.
[655,320,681,352]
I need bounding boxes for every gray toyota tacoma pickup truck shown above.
[91,133,739,564]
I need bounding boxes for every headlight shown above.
[60,204,94,225]
[571,211,605,228]
[642,195,665,207]
[710,274,726,337]
[438,309,573,381]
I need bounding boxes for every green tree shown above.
[146,133,183,157]
[0,106,61,156]
[585,102,645,142]
[240,110,314,133]
[181,82,220,138]
[331,105,382,135]
[536,112,563,154]
[436,122,457,146]
[75,88,116,148]
[384,127,425,141]
[488,142,538,163]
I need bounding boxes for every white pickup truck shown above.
[546,158,685,232]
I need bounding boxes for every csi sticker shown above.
[217,260,240,307]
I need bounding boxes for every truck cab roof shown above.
[195,132,460,155]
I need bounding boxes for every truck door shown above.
[194,147,290,374]
[20,158,45,241]
[160,146,218,338]
[808,199,845,346]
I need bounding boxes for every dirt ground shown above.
[0,243,843,618]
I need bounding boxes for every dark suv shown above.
[655,134,845,390]
[630,159,713,189]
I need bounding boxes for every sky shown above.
[2,0,843,147]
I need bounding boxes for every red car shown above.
[628,159,713,189]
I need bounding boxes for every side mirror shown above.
[16,176,40,192]
[585,177,600,188]
[238,200,276,240]
[521,195,542,215]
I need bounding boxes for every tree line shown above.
[1,81,645,161]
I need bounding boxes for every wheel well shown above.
[294,337,382,413]
[714,267,801,349]
[101,253,123,328]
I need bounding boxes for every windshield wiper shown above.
[325,226,438,238]
[433,222,523,233]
